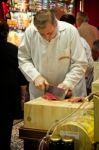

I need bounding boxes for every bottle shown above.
[61,137,74,150]
[48,135,61,150]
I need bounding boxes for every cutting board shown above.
[24,97,93,130]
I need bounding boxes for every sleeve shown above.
[18,26,40,82]
[80,37,94,69]
[63,27,88,89]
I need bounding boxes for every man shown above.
[76,11,99,49]
[18,9,88,99]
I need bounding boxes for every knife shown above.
[44,85,66,100]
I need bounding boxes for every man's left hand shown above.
[58,83,72,98]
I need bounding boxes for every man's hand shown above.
[58,83,72,98]
[34,75,49,90]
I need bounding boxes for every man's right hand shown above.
[34,75,49,91]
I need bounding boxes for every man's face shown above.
[38,23,57,42]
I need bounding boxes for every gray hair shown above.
[77,11,89,22]
[34,9,57,29]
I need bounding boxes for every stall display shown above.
[7,12,32,30]
[7,0,33,45]
[7,0,71,45]
[7,30,24,45]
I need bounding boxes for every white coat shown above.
[18,21,88,99]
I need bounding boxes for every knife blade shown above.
[44,85,66,100]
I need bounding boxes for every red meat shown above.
[42,92,60,100]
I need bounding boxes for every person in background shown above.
[0,0,10,20]
[52,6,67,20]
[18,9,88,100]
[76,11,99,49]
[60,14,76,25]
[91,39,99,82]
[92,39,99,61]
[60,14,94,95]
[0,19,28,150]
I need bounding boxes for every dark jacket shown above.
[0,40,28,119]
